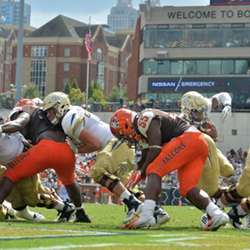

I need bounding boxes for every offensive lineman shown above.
[0,101,75,222]
[0,99,91,223]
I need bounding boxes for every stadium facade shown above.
[127,3,250,109]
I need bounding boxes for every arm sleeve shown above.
[212,92,232,107]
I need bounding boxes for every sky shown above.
[25,0,209,28]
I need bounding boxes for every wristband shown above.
[148,145,162,149]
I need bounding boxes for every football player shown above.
[181,91,232,122]
[0,98,90,223]
[110,108,229,230]
[180,91,234,196]
[180,91,250,228]
[42,92,169,226]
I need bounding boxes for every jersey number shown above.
[138,116,149,129]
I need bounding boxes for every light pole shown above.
[15,0,24,101]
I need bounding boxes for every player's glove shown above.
[221,105,231,122]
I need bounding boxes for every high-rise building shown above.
[0,0,31,26]
[108,0,138,32]
[144,0,161,7]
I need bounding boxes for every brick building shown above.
[10,15,132,97]
[0,24,32,92]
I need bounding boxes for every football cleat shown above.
[16,209,45,222]
[124,213,156,229]
[57,201,75,222]
[74,208,91,223]
[228,206,246,229]
[153,206,170,227]
[201,212,229,231]
[123,204,156,229]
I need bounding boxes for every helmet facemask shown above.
[181,91,208,125]
[189,107,208,126]
[43,92,71,125]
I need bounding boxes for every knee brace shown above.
[99,174,120,192]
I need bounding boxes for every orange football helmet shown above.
[15,98,35,107]
[110,108,141,142]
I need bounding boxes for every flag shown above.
[85,31,93,62]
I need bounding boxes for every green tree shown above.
[109,85,120,102]
[89,83,107,106]
[23,84,40,98]
[64,78,79,94]
[108,84,128,102]
[68,88,85,105]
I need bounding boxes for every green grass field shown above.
[0,204,250,250]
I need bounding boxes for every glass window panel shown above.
[143,59,157,75]
[64,48,70,57]
[209,60,221,74]
[157,60,170,74]
[222,60,234,74]
[64,63,70,72]
[170,60,183,75]
[196,60,208,75]
[235,60,248,74]
[183,60,197,75]
[30,59,47,96]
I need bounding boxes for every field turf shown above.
[0,204,250,250]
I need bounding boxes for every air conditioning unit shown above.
[156,50,168,58]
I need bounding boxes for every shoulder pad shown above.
[136,109,155,138]
[61,107,86,138]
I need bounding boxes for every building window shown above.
[63,78,69,88]
[143,59,157,75]
[143,24,250,48]
[196,60,209,75]
[222,60,234,74]
[209,60,221,75]
[64,63,70,72]
[158,60,170,75]
[30,59,47,97]
[170,60,183,75]
[94,48,103,62]
[64,48,70,57]
[97,62,105,90]
[235,60,248,74]
[184,60,197,75]
[31,46,48,57]
[142,59,249,76]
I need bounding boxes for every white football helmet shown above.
[43,92,71,124]
[181,91,208,124]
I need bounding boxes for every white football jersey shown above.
[61,106,113,149]
[0,132,24,165]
